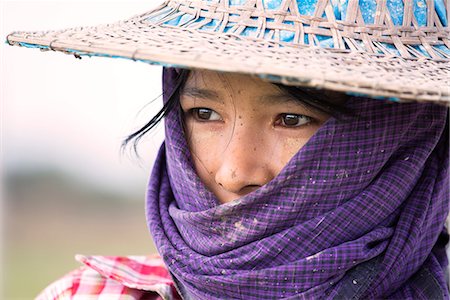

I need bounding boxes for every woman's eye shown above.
[277,114,312,127]
[192,108,222,121]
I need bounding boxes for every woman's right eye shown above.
[191,108,222,121]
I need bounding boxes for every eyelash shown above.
[275,114,312,127]
[188,108,312,128]
[190,108,222,122]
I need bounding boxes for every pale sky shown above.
[2,0,167,195]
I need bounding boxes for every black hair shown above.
[122,69,351,153]
[122,69,190,153]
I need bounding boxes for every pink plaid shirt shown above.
[36,255,181,300]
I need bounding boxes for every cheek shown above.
[275,126,322,169]
[184,122,220,177]
[276,137,308,168]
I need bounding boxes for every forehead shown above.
[183,70,283,96]
[180,70,327,117]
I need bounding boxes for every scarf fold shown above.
[146,68,449,299]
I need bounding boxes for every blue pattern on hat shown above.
[414,0,427,26]
[263,28,272,39]
[317,35,334,48]
[263,0,283,10]
[435,45,450,56]
[147,0,450,59]
[387,0,404,25]
[165,15,183,26]
[178,14,196,26]
[340,0,349,20]
[435,0,448,26]
[330,0,342,20]
[280,20,295,42]
[359,0,377,24]
[412,45,431,58]
[381,42,401,56]
[224,22,237,32]
[230,0,247,5]
[304,33,310,44]
[152,0,449,28]
[201,19,220,30]
[297,0,317,15]
[241,27,258,37]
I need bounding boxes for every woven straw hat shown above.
[6,0,450,104]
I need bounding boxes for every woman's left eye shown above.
[276,114,312,127]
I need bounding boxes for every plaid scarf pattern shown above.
[146,68,449,299]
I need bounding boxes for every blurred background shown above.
[2,1,165,298]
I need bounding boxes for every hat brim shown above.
[6,3,450,104]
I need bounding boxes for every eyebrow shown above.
[181,88,220,100]
[259,94,304,106]
[182,88,300,104]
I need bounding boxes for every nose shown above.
[214,125,275,197]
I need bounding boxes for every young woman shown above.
[7,0,449,298]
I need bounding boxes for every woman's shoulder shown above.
[36,255,180,300]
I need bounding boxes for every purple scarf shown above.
[146,68,449,299]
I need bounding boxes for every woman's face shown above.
[180,70,331,204]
